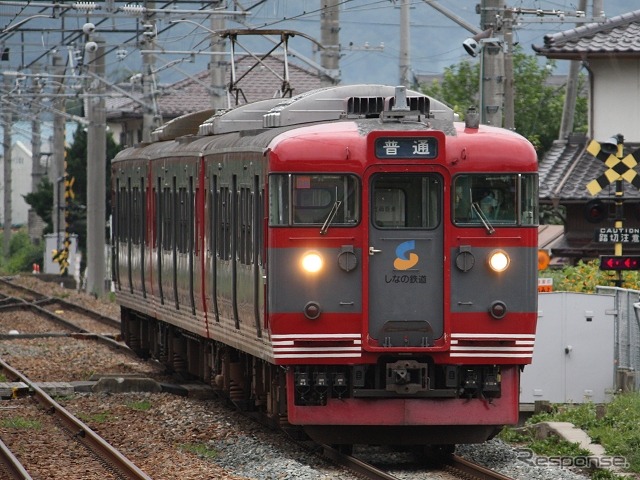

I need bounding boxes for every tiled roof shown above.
[539,136,640,201]
[108,55,323,120]
[532,9,640,58]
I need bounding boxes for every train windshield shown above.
[269,174,360,226]
[453,174,538,226]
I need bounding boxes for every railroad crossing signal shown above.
[586,140,640,195]
[599,255,640,271]
[64,176,75,200]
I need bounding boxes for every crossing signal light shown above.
[599,255,640,271]
[584,199,607,223]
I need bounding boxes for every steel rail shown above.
[0,437,33,480]
[0,277,47,301]
[321,445,401,480]
[448,454,516,480]
[0,358,153,480]
[35,297,121,329]
[0,277,120,328]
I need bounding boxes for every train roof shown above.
[148,84,455,143]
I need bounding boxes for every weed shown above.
[1,417,42,429]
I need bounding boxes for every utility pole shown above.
[558,0,587,141]
[502,9,514,130]
[399,0,411,87]
[29,63,44,243]
[209,0,227,110]
[86,37,106,296]
[3,74,13,258]
[479,0,504,127]
[51,52,66,250]
[320,0,340,87]
[141,5,160,143]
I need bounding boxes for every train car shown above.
[112,84,538,447]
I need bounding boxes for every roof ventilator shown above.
[380,86,428,122]
[346,96,385,117]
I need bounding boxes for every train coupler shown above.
[385,360,429,394]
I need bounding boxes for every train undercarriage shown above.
[121,307,510,446]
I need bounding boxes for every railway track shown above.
[0,359,152,479]
[0,277,120,332]
[321,444,517,480]
[0,276,522,480]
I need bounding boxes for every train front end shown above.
[265,87,538,445]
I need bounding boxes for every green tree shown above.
[23,178,54,234]
[23,124,122,266]
[421,60,480,121]
[65,126,122,265]
[421,46,588,157]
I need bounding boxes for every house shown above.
[533,10,640,261]
[0,141,38,227]
[107,55,324,147]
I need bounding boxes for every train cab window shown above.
[269,174,360,226]
[453,174,538,227]
[372,174,440,229]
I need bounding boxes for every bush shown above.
[541,259,640,292]
[0,229,43,275]
[501,393,640,474]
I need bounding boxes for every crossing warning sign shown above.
[586,140,640,195]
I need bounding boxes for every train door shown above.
[367,171,444,347]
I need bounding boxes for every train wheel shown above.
[332,444,353,455]
[421,444,455,464]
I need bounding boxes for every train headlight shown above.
[488,250,510,272]
[301,251,323,273]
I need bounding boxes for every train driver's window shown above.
[269,174,360,226]
[453,174,537,226]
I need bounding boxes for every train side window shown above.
[208,176,217,254]
[258,188,265,266]
[178,187,188,253]
[162,187,173,251]
[519,174,539,226]
[237,187,253,265]
[269,174,360,226]
[218,186,231,260]
[269,175,290,225]
[118,183,127,243]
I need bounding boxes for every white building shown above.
[0,140,43,226]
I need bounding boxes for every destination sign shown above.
[375,137,438,159]
[594,227,640,243]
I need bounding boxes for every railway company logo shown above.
[393,240,419,270]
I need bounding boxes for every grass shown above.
[1,417,42,429]
[179,443,219,460]
[127,399,152,411]
[500,392,640,478]
[77,411,113,423]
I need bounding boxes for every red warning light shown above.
[599,255,640,271]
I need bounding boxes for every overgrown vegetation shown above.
[540,259,640,291]
[500,393,640,477]
[0,229,43,275]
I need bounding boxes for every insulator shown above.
[121,4,146,14]
[73,2,96,10]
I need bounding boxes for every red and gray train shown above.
[112,84,539,447]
